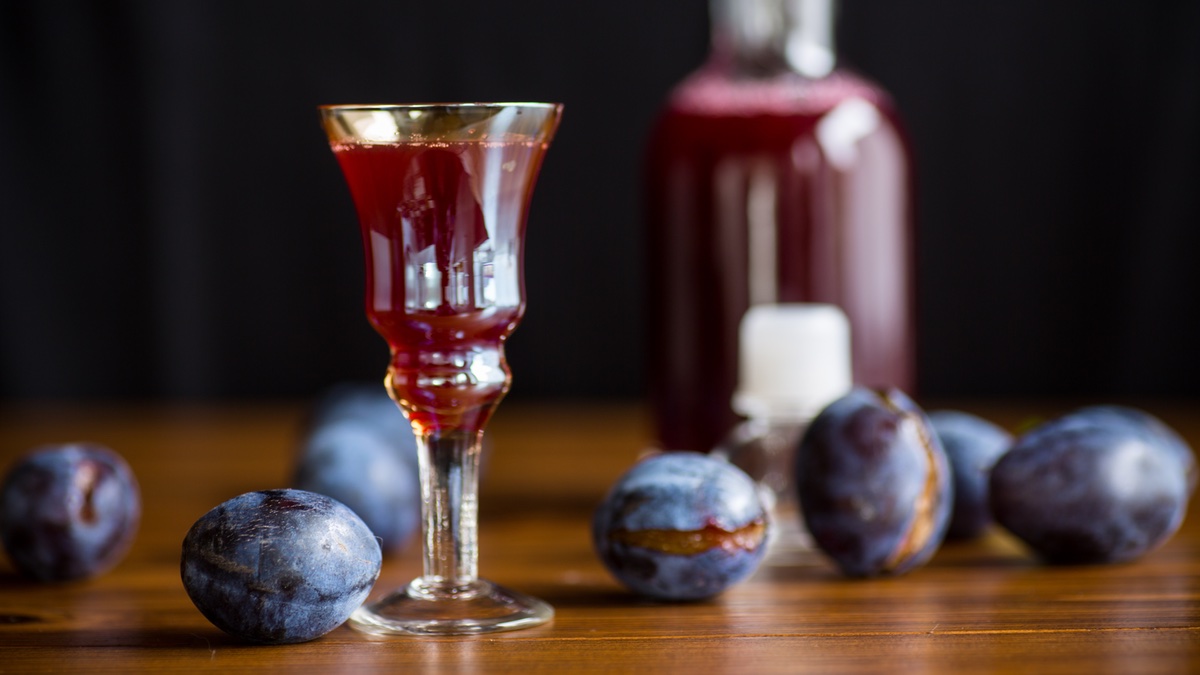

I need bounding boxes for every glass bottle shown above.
[712,303,851,559]
[645,0,916,454]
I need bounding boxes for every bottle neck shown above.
[709,0,837,78]
[732,395,820,427]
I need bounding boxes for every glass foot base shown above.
[349,578,553,636]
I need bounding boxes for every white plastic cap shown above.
[731,303,852,421]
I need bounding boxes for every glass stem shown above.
[416,427,484,593]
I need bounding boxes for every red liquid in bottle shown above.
[646,70,916,453]
[331,140,549,432]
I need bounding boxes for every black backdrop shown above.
[1,1,1198,403]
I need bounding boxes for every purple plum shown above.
[796,387,952,577]
[181,489,381,644]
[0,443,140,581]
[927,410,1013,539]
[990,406,1192,564]
[593,452,768,600]
[293,383,421,553]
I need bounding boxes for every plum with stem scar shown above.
[0,443,140,582]
[181,489,382,644]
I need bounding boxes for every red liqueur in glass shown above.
[331,140,549,432]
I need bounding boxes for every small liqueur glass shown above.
[320,103,562,635]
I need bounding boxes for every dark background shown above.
[1,1,1198,404]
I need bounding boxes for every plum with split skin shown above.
[592,452,769,601]
[795,387,953,577]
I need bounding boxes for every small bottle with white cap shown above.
[712,303,852,560]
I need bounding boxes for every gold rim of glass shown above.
[319,102,562,144]
[317,102,562,111]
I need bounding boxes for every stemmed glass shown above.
[319,103,562,635]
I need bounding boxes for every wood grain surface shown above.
[1,400,1198,673]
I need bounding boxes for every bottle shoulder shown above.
[662,65,897,119]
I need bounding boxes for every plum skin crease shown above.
[180,489,382,644]
[0,443,141,582]
[990,407,1192,565]
[593,452,769,601]
[796,387,953,578]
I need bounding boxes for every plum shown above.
[293,421,420,553]
[592,452,768,601]
[990,407,1192,565]
[927,410,1013,539]
[181,489,382,644]
[796,387,952,577]
[293,384,421,552]
[1065,405,1195,495]
[304,383,416,466]
[0,443,140,581]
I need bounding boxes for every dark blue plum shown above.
[0,444,140,581]
[181,489,382,644]
[293,421,420,553]
[928,410,1013,540]
[990,408,1192,565]
[293,384,421,553]
[305,383,416,467]
[592,452,768,601]
[796,387,952,577]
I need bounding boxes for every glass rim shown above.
[318,102,562,112]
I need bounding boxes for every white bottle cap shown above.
[731,303,852,422]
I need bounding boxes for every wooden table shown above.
[1,400,1198,673]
